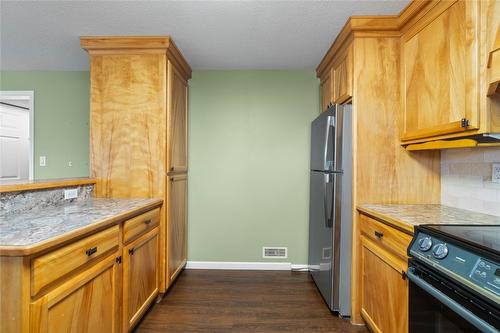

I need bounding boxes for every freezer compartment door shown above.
[308,171,336,309]
[310,108,335,172]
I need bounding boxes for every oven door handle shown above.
[407,268,498,333]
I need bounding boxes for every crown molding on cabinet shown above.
[80,36,192,79]
[316,0,435,77]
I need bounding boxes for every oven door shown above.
[407,261,499,333]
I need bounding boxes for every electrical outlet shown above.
[39,156,46,167]
[493,164,500,184]
[64,188,78,200]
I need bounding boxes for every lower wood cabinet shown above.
[360,236,408,333]
[359,214,411,333]
[123,228,159,331]
[167,174,187,284]
[30,253,120,333]
[0,206,162,333]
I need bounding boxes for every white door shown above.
[0,102,30,180]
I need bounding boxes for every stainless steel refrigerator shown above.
[308,103,352,316]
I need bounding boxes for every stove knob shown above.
[432,244,449,259]
[418,237,433,251]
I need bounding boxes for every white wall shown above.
[0,102,30,180]
[441,147,500,216]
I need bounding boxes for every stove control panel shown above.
[471,259,500,297]
[409,231,500,302]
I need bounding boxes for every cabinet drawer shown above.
[359,214,412,259]
[123,208,160,244]
[31,225,119,296]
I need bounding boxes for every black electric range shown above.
[407,224,500,333]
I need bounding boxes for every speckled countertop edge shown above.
[357,204,500,235]
[0,198,163,256]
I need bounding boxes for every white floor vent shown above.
[263,247,288,259]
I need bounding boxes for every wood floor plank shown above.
[134,270,368,333]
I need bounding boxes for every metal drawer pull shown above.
[374,231,384,239]
[144,219,152,225]
[85,246,97,256]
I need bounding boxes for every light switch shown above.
[39,156,46,167]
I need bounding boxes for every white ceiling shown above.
[0,0,409,71]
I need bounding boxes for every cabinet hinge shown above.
[461,118,470,128]
[116,256,122,264]
[128,248,135,255]
[402,270,407,280]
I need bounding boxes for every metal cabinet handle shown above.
[374,231,384,239]
[85,246,97,256]
[144,219,152,225]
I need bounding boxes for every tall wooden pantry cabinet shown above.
[80,36,191,292]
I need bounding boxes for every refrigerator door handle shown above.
[323,173,334,228]
[323,116,334,170]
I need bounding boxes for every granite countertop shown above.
[357,204,500,234]
[0,198,162,255]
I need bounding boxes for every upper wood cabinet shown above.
[123,228,159,332]
[167,63,188,174]
[81,36,192,292]
[488,26,500,96]
[320,69,333,112]
[401,0,479,141]
[332,45,353,105]
[318,43,353,112]
[167,173,188,284]
[400,0,500,145]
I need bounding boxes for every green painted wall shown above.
[1,69,319,264]
[188,71,319,264]
[0,71,90,179]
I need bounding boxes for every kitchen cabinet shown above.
[359,214,411,333]
[488,26,500,96]
[401,0,479,141]
[0,204,162,333]
[400,0,500,145]
[167,173,187,282]
[123,228,159,331]
[30,254,120,333]
[81,36,192,291]
[320,68,333,112]
[319,43,352,112]
[31,225,119,296]
[332,45,352,105]
[168,63,188,173]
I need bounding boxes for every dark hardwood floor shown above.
[135,270,368,333]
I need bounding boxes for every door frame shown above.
[0,90,35,180]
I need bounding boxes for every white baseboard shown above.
[186,261,309,271]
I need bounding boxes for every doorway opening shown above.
[0,91,34,181]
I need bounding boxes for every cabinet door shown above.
[123,228,159,332]
[332,46,352,104]
[167,173,187,284]
[30,254,120,333]
[167,62,188,173]
[401,0,479,141]
[320,69,333,113]
[360,236,408,333]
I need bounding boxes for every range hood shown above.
[405,134,500,151]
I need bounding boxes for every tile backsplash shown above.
[441,147,500,217]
